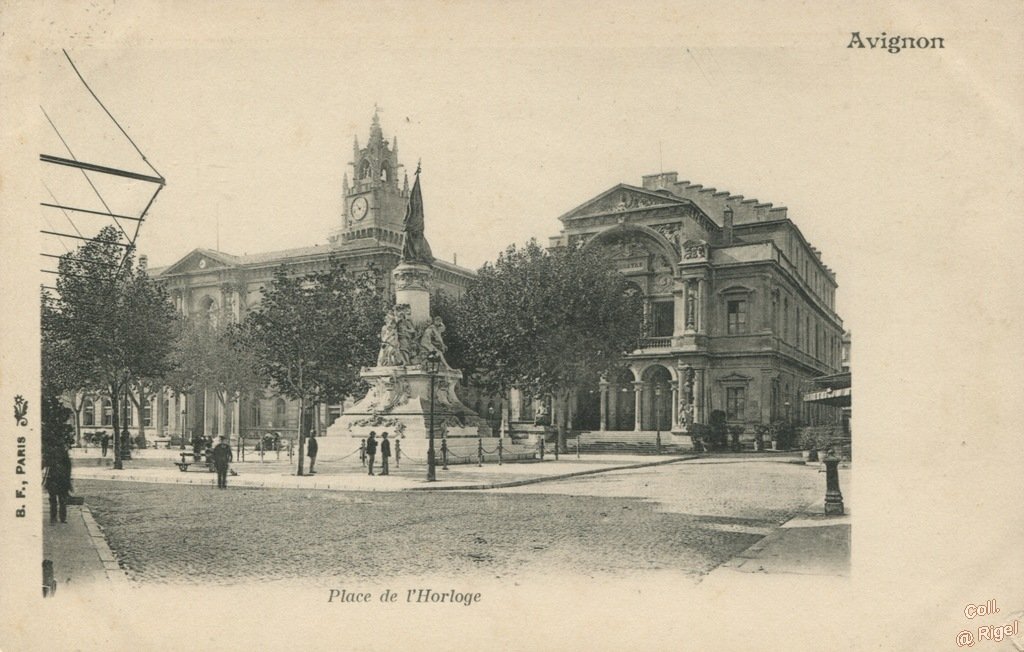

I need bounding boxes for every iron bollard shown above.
[395,440,401,469]
[823,450,844,515]
[441,437,449,470]
[539,437,545,461]
[478,437,483,467]
[554,434,559,461]
[497,439,503,465]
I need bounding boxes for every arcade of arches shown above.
[574,363,679,433]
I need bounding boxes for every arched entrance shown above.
[611,369,636,431]
[642,364,673,431]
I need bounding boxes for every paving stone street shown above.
[77,458,839,585]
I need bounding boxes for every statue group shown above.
[377,304,448,368]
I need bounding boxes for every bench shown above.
[174,452,214,472]
[152,437,172,449]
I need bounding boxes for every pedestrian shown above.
[380,432,391,475]
[43,447,72,524]
[100,432,110,457]
[366,431,377,476]
[307,433,318,474]
[212,435,233,489]
[192,433,204,462]
[360,438,366,466]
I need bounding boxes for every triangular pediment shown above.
[158,248,240,276]
[558,184,691,222]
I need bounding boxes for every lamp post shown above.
[425,350,441,482]
[654,384,663,454]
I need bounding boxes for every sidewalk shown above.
[42,497,130,598]
[704,468,852,579]
[71,451,701,492]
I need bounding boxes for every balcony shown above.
[638,336,672,350]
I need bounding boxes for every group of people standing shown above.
[361,431,391,476]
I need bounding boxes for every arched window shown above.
[83,398,95,426]
[102,399,112,426]
[201,296,218,329]
[380,162,390,182]
[360,159,372,179]
[275,398,287,428]
[250,400,262,427]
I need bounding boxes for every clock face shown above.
[351,196,369,221]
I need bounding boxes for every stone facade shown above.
[519,172,845,444]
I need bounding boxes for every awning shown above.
[803,387,852,406]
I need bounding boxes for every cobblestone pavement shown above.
[77,459,829,585]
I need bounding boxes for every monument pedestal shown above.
[325,364,490,457]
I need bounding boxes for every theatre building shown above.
[77,113,476,446]
[511,172,846,446]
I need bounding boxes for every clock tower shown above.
[331,108,409,248]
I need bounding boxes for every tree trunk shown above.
[111,383,123,470]
[555,390,570,453]
[296,395,306,476]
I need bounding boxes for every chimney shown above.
[723,206,734,245]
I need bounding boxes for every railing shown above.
[639,336,672,349]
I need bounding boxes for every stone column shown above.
[670,385,679,430]
[633,381,643,432]
[697,279,706,333]
[599,379,609,431]
[233,399,241,438]
[693,369,704,424]
[392,262,433,325]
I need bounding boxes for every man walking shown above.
[366,431,377,476]
[212,435,233,489]
[44,447,72,524]
[380,432,391,475]
[307,433,318,474]
[100,433,110,458]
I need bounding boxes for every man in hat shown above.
[307,433,318,474]
[366,431,378,476]
[212,435,233,489]
[380,432,391,475]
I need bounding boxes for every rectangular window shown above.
[102,400,112,426]
[783,298,789,341]
[727,300,748,334]
[726,387,746,421]
[83,401,95,427]
[143,400,153,427]
[651,301,674,337]
[163,399,170,427]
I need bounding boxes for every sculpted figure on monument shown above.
[377,311,401,367]
[419,316,449,367]
[395,304,417,365]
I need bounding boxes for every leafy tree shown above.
[239,259,385,475]
[42,226,179,469]
[455,240,644,451]
[164,312,266,449]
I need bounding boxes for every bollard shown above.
[497,439,503,465]
[539,437,545,461]
[554,434,559,461]
[441,437,449,470]
[823,450,844,515]
[478,438,483,467]
[395,440,401,469]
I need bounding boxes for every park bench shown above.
[152,437,172,449]
[174,451,214,472]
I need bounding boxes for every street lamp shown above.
[425,350,441,482]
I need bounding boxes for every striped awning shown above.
[803,387,852,406]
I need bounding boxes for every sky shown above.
[31,38,923,327]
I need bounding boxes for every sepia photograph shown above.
[2,2,1021,650]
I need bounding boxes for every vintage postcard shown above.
[2,1,1021,650]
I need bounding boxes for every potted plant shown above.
[708,410,728,452]
[798,427,819,462]
[728,425,744,452]
[768,418,794,451]
[688,423,707,453]
[753,424,769,452]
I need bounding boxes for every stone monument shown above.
[326,166,489,458]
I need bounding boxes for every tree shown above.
[455,240,644,451]
[239,259,385,475]
[164,313,266,449]
[42,226,179,469]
